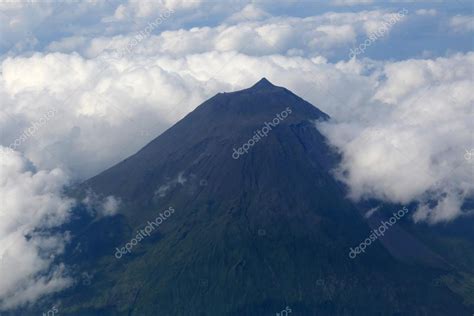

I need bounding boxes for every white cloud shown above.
[226,3,270,23]
[0,52,204,179]
[110,0,202,19]
[415,9,437,16]
[82,191,121,217]
[331,0,374,6]
[45,10,407,59]
[0,148,74,310]
[101,196,121,216]
[154,172,187,199]
[318,53,474,224]
[449,15,474,33]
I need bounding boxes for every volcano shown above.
[29,78,471,315]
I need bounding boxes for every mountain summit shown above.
[81,78,329,204]
[249,77,278,90]
[50,79,468,316]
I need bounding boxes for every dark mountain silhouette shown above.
[21,78,472,315]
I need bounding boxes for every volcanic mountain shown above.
[28,78,472,315]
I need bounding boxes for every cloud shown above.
[45,10,408,59]
[0,148,74,310]
[0,52,195,179]
[100,196,121,216]
[449,15,474,33]
[331,0,374,6]
[318,52,474,224]
[415,9,437,16]
[82,191,121,217]
[109,0,203,20]
[154,172,187,199]
[226,3,271,23]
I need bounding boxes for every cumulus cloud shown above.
[0,52,201,179]
[0,148,74,310]
[318,53,474,224]
[53,10,410,59]
[41,9,413,63]
[0,0,249,56]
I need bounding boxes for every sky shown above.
[0,0,473,310]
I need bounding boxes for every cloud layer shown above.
[318,53,474,224]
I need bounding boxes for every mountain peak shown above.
[250,77,278,90]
